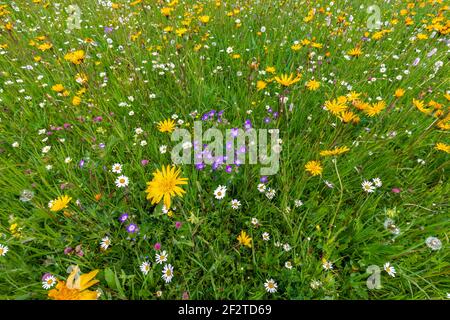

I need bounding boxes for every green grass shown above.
[0,0,449,300]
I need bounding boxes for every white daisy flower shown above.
[230,199,241,209]
[100,236,111,250]
[42,145,51,153]
[257,183,266,192]
[383,262,396,277]
[115,175,129,188]
[214,185,227,200]
[264,279,277,293]
[283,243,291,252]
[159,145,167,154]
[322,260,333,270]
[294,199,303,207]
[361,180,375,193]
[265,188,276,199]
[111,163,122,173]
[262,232,270,241]
[372,177,382,188]
[140,261,151,275]
[162,264,174,283]
[251,217,259,226]
[0,244,9,256]
[155,250,168,265]
[42,275,57,290]
[285,261,293,269]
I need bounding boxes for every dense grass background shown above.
[0,0,449,299]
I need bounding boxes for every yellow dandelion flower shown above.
[64,50,85,65]
[435,142,450,154]
[256,80,267,91]
[49,195,72,212]
[305,161,323,176]
[265,66,276,74]
[306,79,320,91]
[52,84,64,92]
[237,230,252,248]
[394,88,405,98]
[199,15,210,23]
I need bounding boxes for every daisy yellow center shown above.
[268,283,274,288]
[166,269,172,276]
[0,248,3,254]
[119,178,125,183]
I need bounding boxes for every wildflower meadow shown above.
[0,0,449,301]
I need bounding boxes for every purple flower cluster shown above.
[264,108,279,124]
[201,109,224,122]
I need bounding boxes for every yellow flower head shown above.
[320,146,350,157]
[161,7,174,17]
[237,230,252,248]
[199,15,210,23]
[394,88,405,98]
[435,142,450,154]
[145,165,188,209]
[324,99,347,115]
[305,161,323,176]
[348,47,362,57]
[157,119,176,133]
[52,84,64,92]
[49,195,72,212]
[48,266,99,300]
[64,50,85,65]
[306,79,320,91]
[256,80,267,91]
[274,73,302,87]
